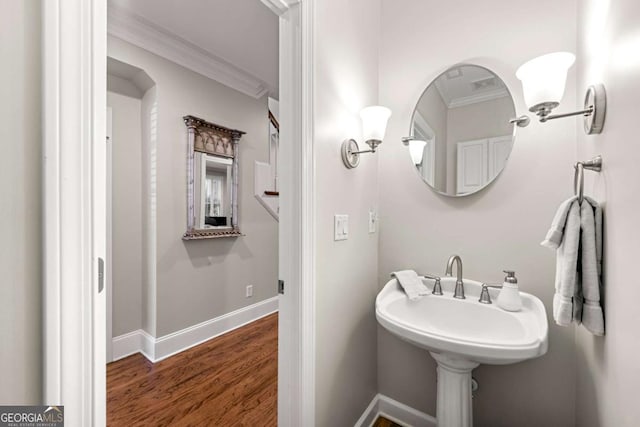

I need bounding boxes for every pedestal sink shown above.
[376,276,548,427]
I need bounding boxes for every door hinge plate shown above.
[98,257,105,293]
[278,279,284,294]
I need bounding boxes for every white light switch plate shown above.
[334,214,348,241]
[368,210,377,233]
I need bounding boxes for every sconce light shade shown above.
[408,139,426,165]
[516,52,575,114]
[342,105,392,169]
[360,106,392,147]
[515,51,605,134]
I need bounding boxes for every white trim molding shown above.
[260,0,300,16]
[355,394,437,427]
[107,4,273,99]
[448,89,510,108]
[276,1,315,426]
[111,297,279,363]
[43,0,107,425]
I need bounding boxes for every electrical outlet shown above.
[246,285,253,298]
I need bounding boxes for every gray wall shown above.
[575,0,640,425]
[0,0,42,404]
[313,0,381,425]
[108,36,278,337]
[108,91,144,337]
[378,0,578,426]
[140,85,158,336]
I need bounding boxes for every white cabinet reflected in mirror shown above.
[407,64,517,197]
[198,154,232,229]
[183,115,244,239]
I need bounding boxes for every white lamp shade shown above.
[360,106,392,142]
[408,139,427,164]
[516,52,575,109]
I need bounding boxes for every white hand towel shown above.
[544,196,605,335]
[541,196,578,249]
[391,270,429,301]
[551,200,581,326]
[579,199,605,335]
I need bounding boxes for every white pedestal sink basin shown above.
[376,276,548,427]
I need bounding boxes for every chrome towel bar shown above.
[574,155,602,203]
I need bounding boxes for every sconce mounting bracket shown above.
[341,138,361,169]
[584,84,606,135]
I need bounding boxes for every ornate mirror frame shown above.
[183,115,245,240]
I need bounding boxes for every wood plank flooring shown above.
[373,416,404,427]
[107,313,278,426]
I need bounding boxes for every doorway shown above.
[42,0,314,425]
[104,0,282,423]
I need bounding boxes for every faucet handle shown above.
[418,273,443,295]
[479,283,503,304]
[432,277,443,296]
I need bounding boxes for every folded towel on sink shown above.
[391,270,429,301]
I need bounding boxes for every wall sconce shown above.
[516,52,606,134]
[401,137,427,165]
[341,106,392,168]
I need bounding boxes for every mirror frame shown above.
[183,115,244,240]
[409,63,517,198]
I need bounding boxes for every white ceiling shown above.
[434,65,509,108]
[109,0,279,97]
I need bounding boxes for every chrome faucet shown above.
[445,255,465,299]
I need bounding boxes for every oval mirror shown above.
[407,64,516,197]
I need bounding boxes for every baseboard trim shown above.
[111,330,144,362]
[111,296,279,363]
[354,394,436,427]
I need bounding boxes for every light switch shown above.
[368,210,377,233]
[334,214,348,241]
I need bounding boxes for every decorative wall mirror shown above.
[405,64,517,197]
[183,115,244,239]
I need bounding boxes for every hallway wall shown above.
[108,36,278,338]
[107,91,144,337]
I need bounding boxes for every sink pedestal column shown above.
[430,352,479,427]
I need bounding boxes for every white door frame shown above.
[106,107,113,363]
[43,0,315,426]
[43,0,107,425]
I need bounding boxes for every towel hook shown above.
[573,155,603,204]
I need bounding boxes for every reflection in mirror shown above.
[183,115,244,239]
[409,64,516,197]
[197,154,232,229]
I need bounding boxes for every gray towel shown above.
[580,199,604,335]
[551,200,581,326]
[541,196,578,249]
[391,270,429,301]
[544,197,604,335]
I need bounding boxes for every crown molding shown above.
[107,5,273,99]
[260,0,299,16]
[448,89,509,108]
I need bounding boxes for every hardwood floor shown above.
[107,313,278,426]
[373,416,404,427]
